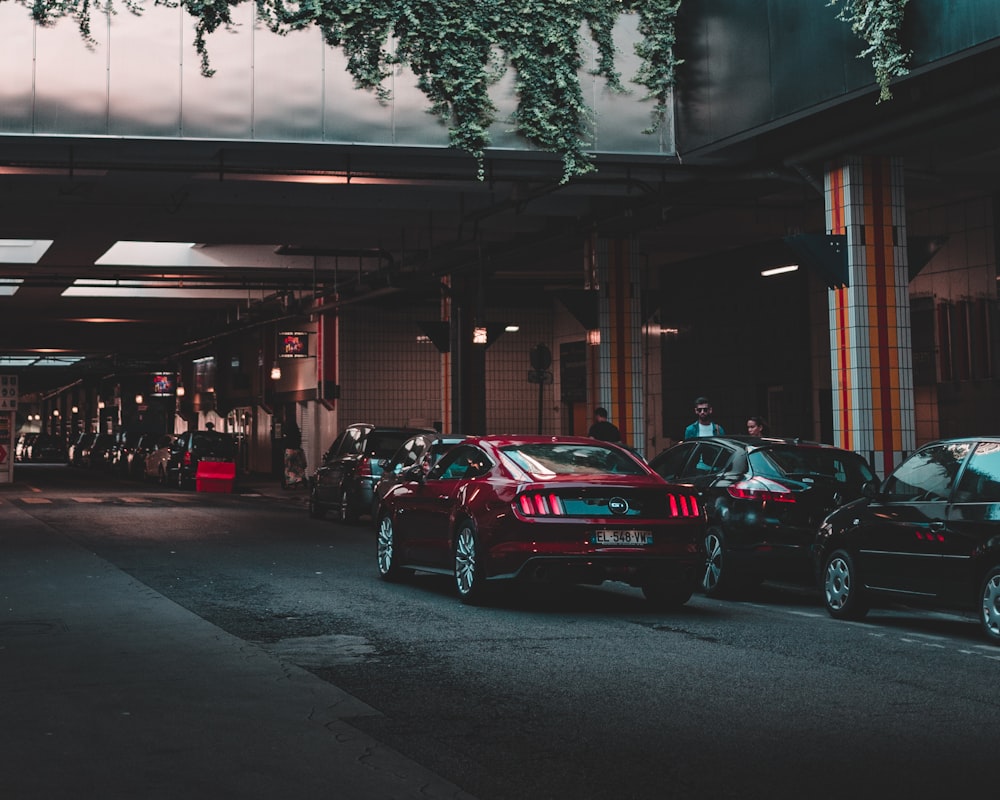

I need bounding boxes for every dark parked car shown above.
[67,432,93,467]
[109,429,151,477]
[86,432,117,471]
[309,423,436,523]
[815,436,1000,644]
[165,429,239,489]
[649,435,876,596]
[15,433,36,462]
[25,433,67,463]
[375,435,706,606]
[371,432,467,521]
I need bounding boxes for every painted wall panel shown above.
[108,4,184,136]
[0,5,35,133]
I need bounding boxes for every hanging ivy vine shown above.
[829,0,911,102]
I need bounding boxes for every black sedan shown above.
[376,435,706,606]
[649,436,876,596]
[815,436,1000,644]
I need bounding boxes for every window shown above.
[882,442,972,502]
[650,443,697,481]
[432,446,489,480]
[500,443,646,477]
[686,443,731,478]
[955,442,1000,502]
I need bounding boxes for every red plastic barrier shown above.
[196,460,236,493]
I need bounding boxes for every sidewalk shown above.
[0,488,473,800]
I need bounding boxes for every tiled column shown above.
[594,236,644,455]
[825,155,915,477]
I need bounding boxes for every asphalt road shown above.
[5,464,997,799]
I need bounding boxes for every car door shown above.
[680,441,739,518]
[400,445,486,568]
[941,440,1000,605]
[315,428,356,504]
[856,441,972,596]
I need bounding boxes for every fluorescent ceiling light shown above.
[0,355,85,367]
[64,318,145,323]
[0,278,23,295]
[760,264,799,277]
[95,241,316,269]
[63,280,254,299]
[0,240,53,264]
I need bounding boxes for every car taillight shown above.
[516,492,564,516]
[183,452,192,466]
[727,477,796,503]
[668,492,700,517]
[357,459,372,477]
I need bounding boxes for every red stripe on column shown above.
[869,159,895,476]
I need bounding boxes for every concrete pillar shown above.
[825,155,915,476]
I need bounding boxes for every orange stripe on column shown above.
[868,158,896,477]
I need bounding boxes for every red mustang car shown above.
[376,435,706,606]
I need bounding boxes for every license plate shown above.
[592,529,654,546]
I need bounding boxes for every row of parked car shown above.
[305,423,1000,645]
[46,428,240,489]
[14,433,69,463]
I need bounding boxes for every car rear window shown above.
[192,432,237,458]
[501,443,647,477]
[368,432,414,459]
[749,446,875,485]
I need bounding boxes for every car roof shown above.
[680,435,861,453]
[463,434,633,448]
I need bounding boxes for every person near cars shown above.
[588,407,621,443]
[282,420,307,489]
[684,397,725,438]
[746,416,768,436]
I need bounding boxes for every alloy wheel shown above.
[377,516,395,577]
[702,531,723,593]
[455,526,478,598]
[981,569,1000,641]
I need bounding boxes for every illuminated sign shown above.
[278,331,309,359]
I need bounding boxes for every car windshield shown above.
[749,445,874,485]
[500,443,646,478]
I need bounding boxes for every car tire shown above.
[455,521,489,605]
[701,527,746,597]
[642,577,695,609]
[377,515,413,582]
[978,565,1000,644]
[823,549,869,620]
[308,486,327,519]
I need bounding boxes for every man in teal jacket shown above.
[684,397,725,439]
